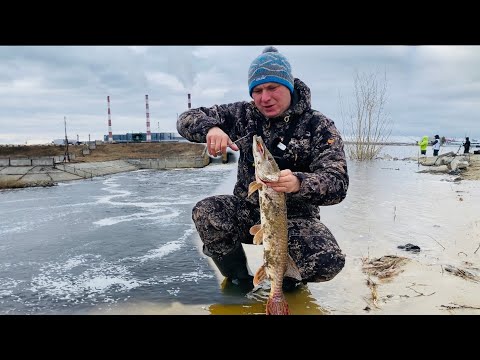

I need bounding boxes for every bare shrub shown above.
[339,69,393,161]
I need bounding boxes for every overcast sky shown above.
[0,45,479,144]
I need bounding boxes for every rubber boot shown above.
[282,277,305,292]
[210,244,253,290]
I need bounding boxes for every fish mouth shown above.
[253,135,266,159]
[253,135,269,164]
[253,135,280,182]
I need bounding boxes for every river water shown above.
[0,144,478,314]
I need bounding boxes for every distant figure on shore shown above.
[463,137,471,154]
[432,134,441,156]
[419,135,428,156]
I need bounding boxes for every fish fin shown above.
[266,296,290,315]
[249,224,262,236]
[284,255,302,281]
[252,227,264,245]
[247,182,262,197]
[253,265,267,286]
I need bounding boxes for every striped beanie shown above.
[248,46,294,97]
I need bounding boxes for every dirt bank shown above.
[0,142,208,189]
[0,142,206,162]
[460,154,480,180]
[3,143,479,177]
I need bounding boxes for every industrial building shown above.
[103,132,185,143]
[102,93,192,143]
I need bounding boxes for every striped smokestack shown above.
[107,96,113,143]
[188,93,191,109]
[145,94,151,142]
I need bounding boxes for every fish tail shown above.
[266,295,290,315]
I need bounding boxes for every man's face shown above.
[251,82,291,119]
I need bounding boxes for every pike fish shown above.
[247,135,302,315]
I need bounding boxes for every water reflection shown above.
[208,279,327,315]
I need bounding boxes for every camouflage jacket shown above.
[176,78,349,218]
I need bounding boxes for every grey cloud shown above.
[0,45,479,144]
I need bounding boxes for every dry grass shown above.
[362,255,409,280]
[443,265,480,283]
[361,255,410,311]
[0,179,55,189]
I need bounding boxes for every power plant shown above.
[102,94,189,143]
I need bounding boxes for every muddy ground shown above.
[0,142,206,162]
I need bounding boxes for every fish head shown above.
[252,135,280,182]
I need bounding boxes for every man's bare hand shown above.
[264,169,300,193]
[206,127,239,157]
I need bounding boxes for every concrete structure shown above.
[0,154,77,167]
[0,150,212,188]
[0,160,139,186]
[129,155,209,169]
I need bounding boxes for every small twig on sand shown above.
[440,303,480,311]
[406,283,436,297]
[425,234,445,250]
[366,277,379,308]
[458,251,468,257]
[444,265,479,282]
[474,242,480,254]
[361,297,373,312]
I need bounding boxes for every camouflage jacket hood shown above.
[177,78,349,218]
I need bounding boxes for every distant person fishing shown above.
[419,135,428,156]
[463,137,471,154]
[432,135,441,156]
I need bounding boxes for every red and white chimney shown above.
[107,96,113,143]
[145,94,151,142]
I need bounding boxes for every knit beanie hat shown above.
[248,46,294,97]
